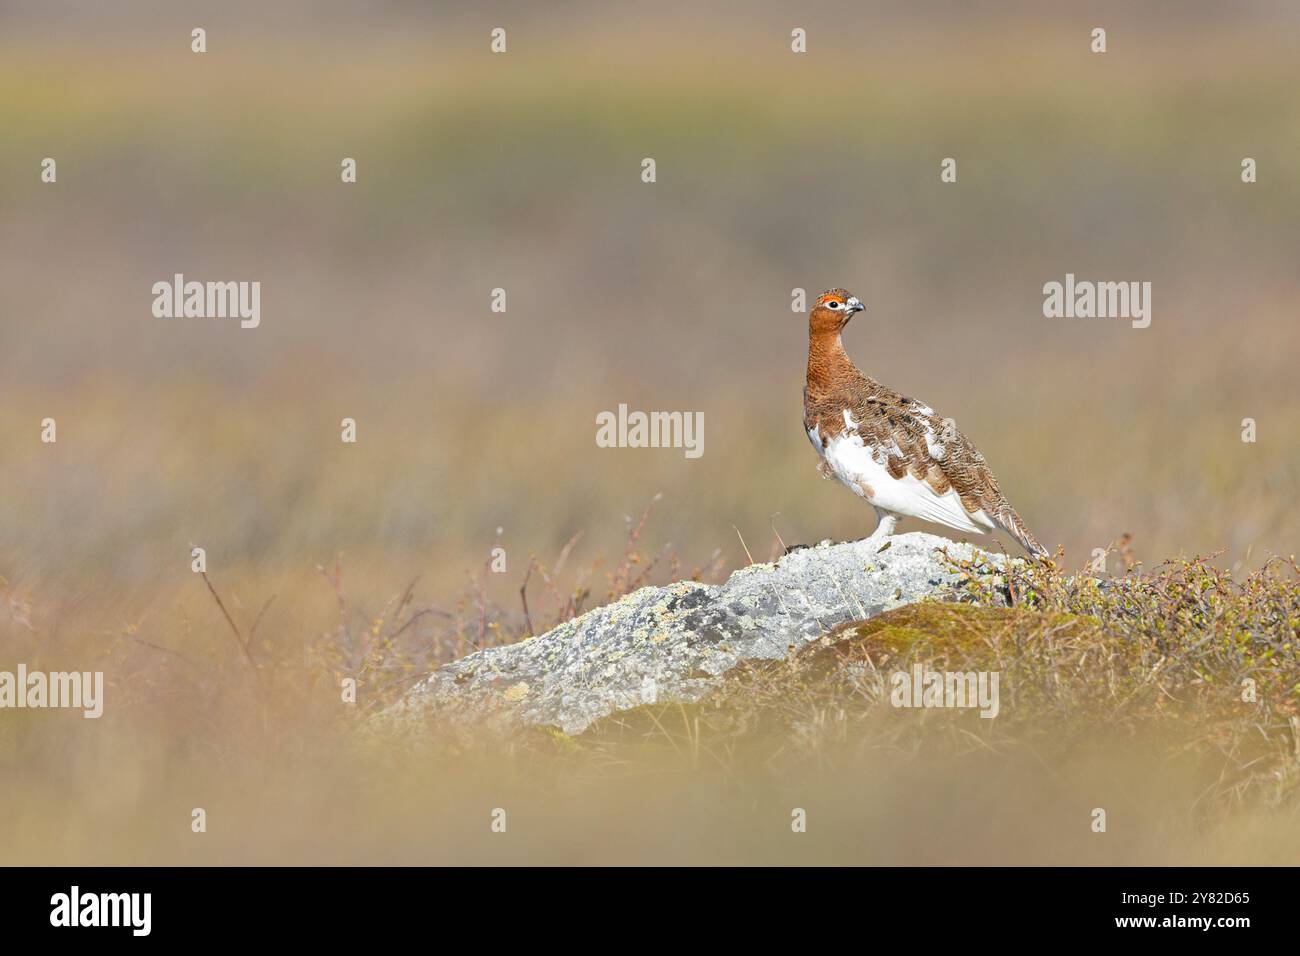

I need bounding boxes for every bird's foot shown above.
[862,529,892,552]
[862,512,899,551]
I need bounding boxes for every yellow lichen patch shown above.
[502,682,530,702]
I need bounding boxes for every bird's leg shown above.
[863,509,898,548]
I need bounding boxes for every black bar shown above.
[0,867,1283,942]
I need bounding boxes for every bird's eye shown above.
[826,300,842,309]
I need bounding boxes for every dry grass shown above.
[570,553,1299,818]
[3,508,1299,864]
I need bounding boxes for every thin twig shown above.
[200,571,254,666]
[520,557,536,637]
[248,594,277,641]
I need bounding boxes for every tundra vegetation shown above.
[3,503,1295,865]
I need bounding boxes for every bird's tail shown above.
[997,505,1049,559]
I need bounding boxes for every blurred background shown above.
[1,0,1297,863]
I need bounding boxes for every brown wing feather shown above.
[806,375,1047,557]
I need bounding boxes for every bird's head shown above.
[809,288,865,334]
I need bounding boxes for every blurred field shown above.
[4,552,1298,867]
[1,1,1298,864]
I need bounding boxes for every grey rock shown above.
[386,532,1009,735]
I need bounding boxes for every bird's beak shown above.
[847,297,865,313]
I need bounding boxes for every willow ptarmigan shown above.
[803,288,1048,558]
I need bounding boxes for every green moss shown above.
[825,602,1095,662]
[537,726,585,754]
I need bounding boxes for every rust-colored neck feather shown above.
[806,327,859,396]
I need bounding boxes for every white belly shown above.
[815,428,996,535]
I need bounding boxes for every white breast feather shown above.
[820,430,996,534]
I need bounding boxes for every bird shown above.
[802,288,1048,558]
